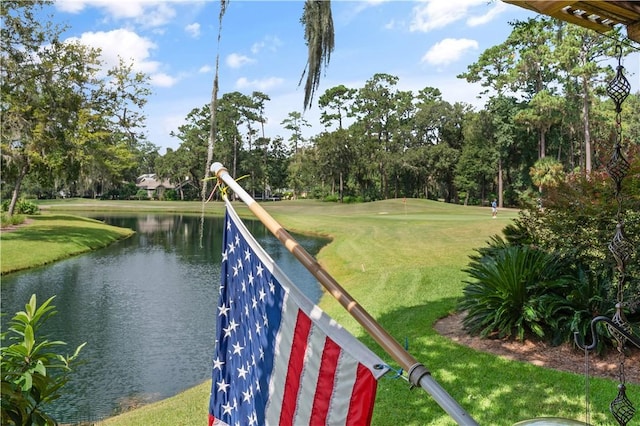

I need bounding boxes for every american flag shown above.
[209,202,389,426]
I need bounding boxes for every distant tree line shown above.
[3,3,639,210]
[1,1,157,214]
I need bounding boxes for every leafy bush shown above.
[561,265,615,351]
[163,189,178,201]
[501,222,533,247]
[461,158,640,349]
[1,294,85,425]
[1,199,39,215]
[323,194,339,202]
[16,199,39,215]
[135,189,149,200]
[342,195,364,204]
[459,245,572,341]
[100,183,139,200]
[510,168,640,320]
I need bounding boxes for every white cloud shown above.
[185,23,201,38]
[467,1,508,27]
[151,73,178,88]
[54,0,87,13]
[139,3,176,27]
[421,38,479,66]
[226,53,255,69]
[54,0,177,27]
[65,29,178,87]
[250,36,282,55]
[199,65,213,74]
[235,77,284,91]
[409,0,489,32]
[66,29,157,71]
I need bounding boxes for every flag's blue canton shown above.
[210,212,283,426]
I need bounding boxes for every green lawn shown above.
[0,214,134,275]
[16,199,640,424]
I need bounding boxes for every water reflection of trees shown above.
[136,215,176,233]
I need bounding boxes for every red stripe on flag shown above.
[346,363,379,425]
[309,338,341,425]
[279,309,312,426]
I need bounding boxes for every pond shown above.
[0,212,328,423]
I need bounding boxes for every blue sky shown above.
[49,0,639,154]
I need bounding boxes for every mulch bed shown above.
[434,312,639,384]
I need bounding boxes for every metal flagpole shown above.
[212,162,479,426]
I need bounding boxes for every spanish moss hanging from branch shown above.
[299,0,334,111]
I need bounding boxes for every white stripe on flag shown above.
[327,351,359,425]
[292,322,324,425]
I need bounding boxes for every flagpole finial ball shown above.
[513,418,589,425]
[211,162,227,176]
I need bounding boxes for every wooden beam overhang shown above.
[503,1,640,43]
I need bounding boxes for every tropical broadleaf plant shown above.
[560,264,623,352]
[1,294,86,426]
[459,245,572,341]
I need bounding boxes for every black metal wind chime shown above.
[575,45,640,426]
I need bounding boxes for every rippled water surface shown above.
[0,213,326,423]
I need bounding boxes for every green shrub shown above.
[164,189,178,201]
[16,199,39,215]
[120,182,139,200]
[501,222,533,246]
[459,245,572,341]
[310,188,325,199]
[508,168,640,326]
[342,195,363,204]
[463,234,638,348]
[135,189,149,200]
[323,194,339,202]
[100,183,138,200]
[1,199,39,215]
[561,265,615,351]
[1,294,85,425]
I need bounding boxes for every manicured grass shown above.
[94,382,210,426]
[28,199,640,424]
[0,214,134,274]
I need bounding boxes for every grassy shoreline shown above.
[0,213,134,275]
[5,199,638,425]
